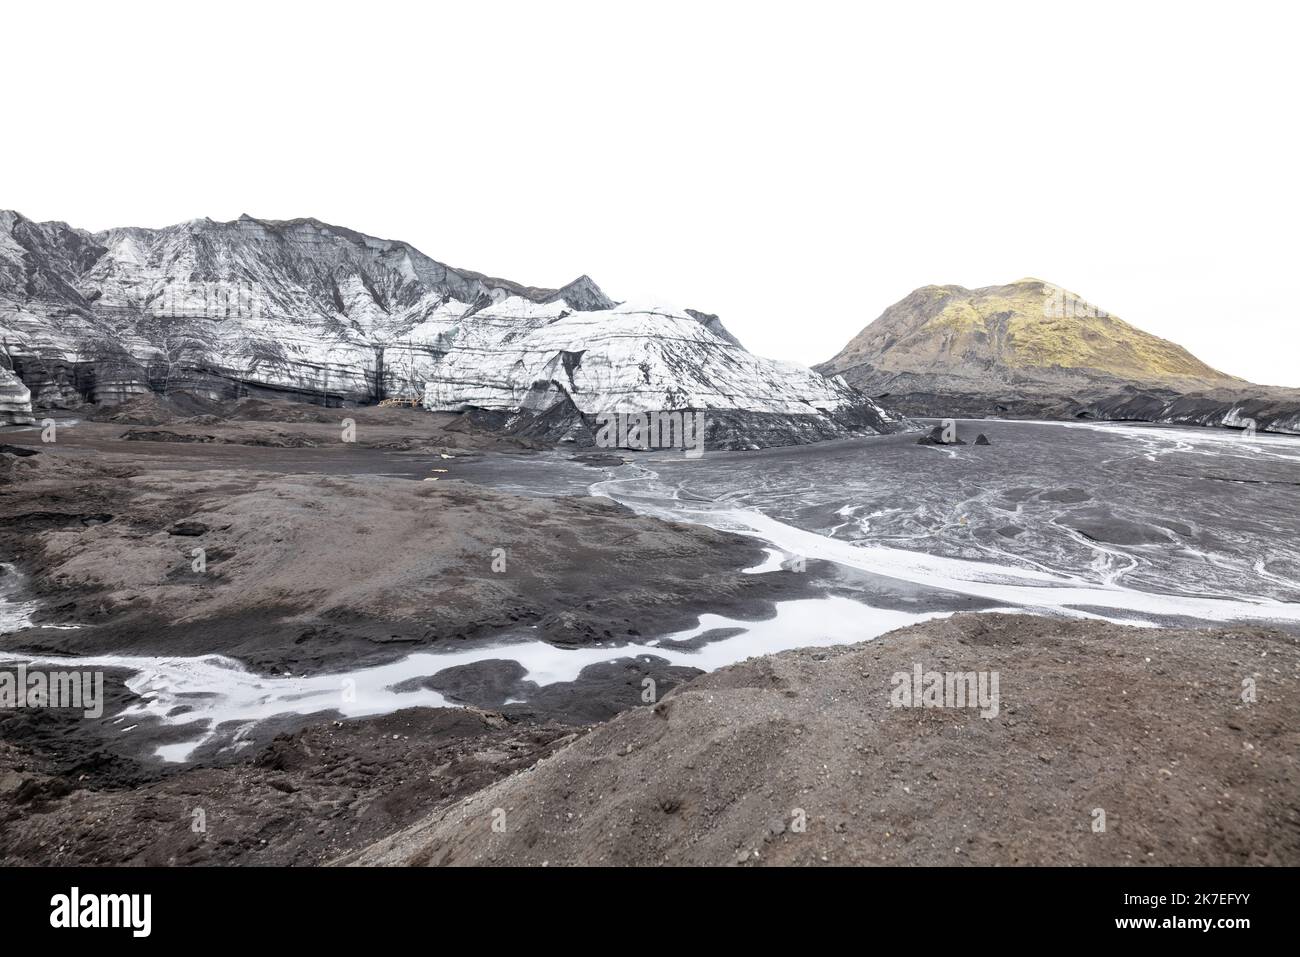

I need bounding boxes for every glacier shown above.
[0,211,907,444]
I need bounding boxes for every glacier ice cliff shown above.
[0,211,908,444]
[0,367,33,425]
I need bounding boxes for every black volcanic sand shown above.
[6,613,1297,866]
[0,704,586,866]
[347,613,1300,867]
[5,401,1299,866]
[0,402,829,801]
[0,413,819,673]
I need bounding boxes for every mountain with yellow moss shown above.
[815,279,1257,420]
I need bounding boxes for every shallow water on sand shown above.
[590,419,1300,621]
[1,594,940,761]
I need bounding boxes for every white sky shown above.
[4,1,1297,385]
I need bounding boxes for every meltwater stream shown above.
[590,471,1300,629]
[590,419,1300,627]
[0,575,940,762]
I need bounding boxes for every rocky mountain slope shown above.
[0,211,905,443]
[817,279,1300,434]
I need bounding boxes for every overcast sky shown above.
[5,1,1297,385]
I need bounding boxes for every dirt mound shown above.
[0,455,801,674]
[0,707,580,866]
[87,390,225,425]
[118,428,320,448]
[221,397,339,423]
[218,396,475,431]
[346,613,1300,866]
